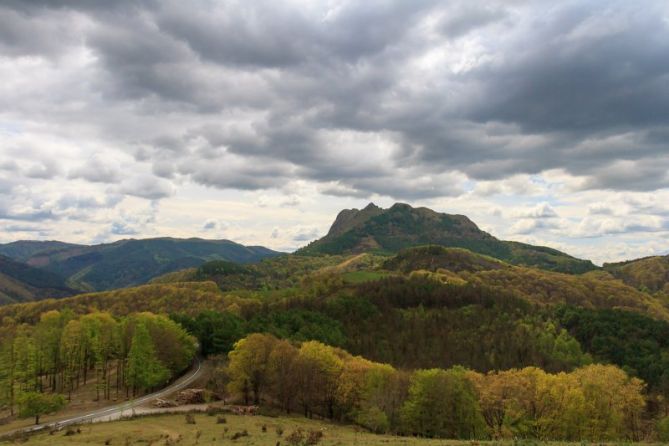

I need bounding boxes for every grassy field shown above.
[341,270,390,284]
[5,412,664,446]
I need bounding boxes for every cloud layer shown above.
[1,0,668,262]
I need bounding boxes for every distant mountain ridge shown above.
[0,255,74,305]
[0,237,282,293]
[0,240,82,263]
[299,202,596,274]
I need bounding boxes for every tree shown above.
[467,367,548,439]
[535,371,586,441]
[657,416,669,442]
[125,322,168,395]
[360,365,409,431]
[140,313,196,375]
[401,367,485,439]
[294,341,344,419]
[33,310,70,393]
[227,333,277,405]
[572,364,645,441]
[17,391,66,425]
[267,338,299,413]
[13,326,37,393]
[60,320,83,400]
[0,318,17,414]
[185,311,245,355]
[336,356,374,417]
[80,312,119,400]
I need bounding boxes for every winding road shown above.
[0,358,203,440]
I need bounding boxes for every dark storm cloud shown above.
[0,6,79,57]
[469,3,669,134]
[156,0,439,68]
[3,0,669,200]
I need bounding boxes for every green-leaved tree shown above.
[125,322,168,396]
[17,391,66,425]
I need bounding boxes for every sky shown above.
[1,0,668,264]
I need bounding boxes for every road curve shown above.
[0,357,203,440]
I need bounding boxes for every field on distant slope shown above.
[6,413,664,446]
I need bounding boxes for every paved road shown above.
[0,357,203,440]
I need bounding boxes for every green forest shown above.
[2,236,669,441]
[0,311,196,423]
[222,333,646,441]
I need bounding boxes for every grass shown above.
[6,412,664,446]
[342,271,389,284]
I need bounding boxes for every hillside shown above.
[151,253,383,291]
[383,245,508,273]
[376,246,669,320]
[0,255,74,305]
[605,255,669,295]
[0,240,82,262]
[298,203,596,274]
[4,244,669,396]
[0,238,281,292]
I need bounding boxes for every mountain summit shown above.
[299,203,595,274]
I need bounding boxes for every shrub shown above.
[230,430,249,440]
[305,429,324,445]
[356,406,390,434]
[285,429,304,446]
[657,416,669,442]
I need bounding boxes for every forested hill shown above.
[605,254,669,295]
[5,242,669,440]
[298,203,596,274]
[0,255,74,305]
[0,237,281,292]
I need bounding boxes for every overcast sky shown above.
[1,0,668,264]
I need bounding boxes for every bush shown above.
[356,406,390,434]
[206,405,221,416]
[657,416,669,442]
[305,429,324,445]
[230,430,249,440]
[285,428,304,446]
